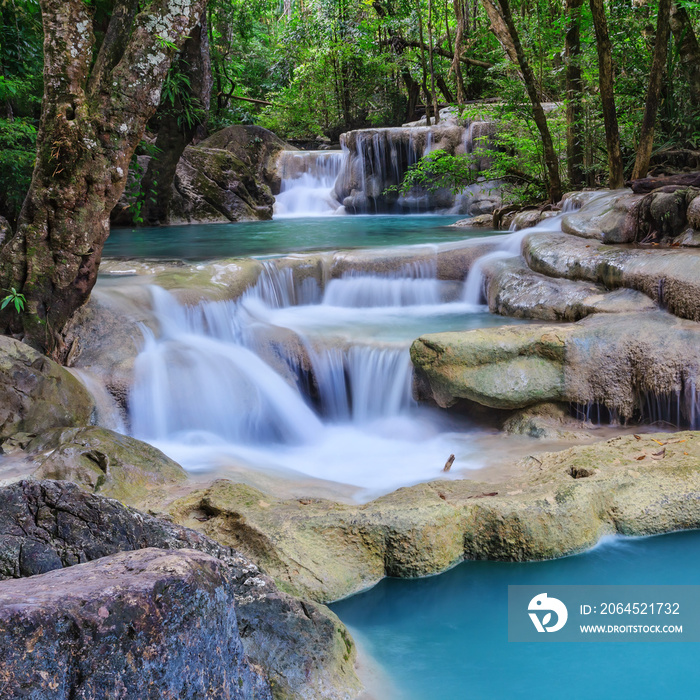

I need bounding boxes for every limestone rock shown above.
[523,231,700,322]
[450,214,495,228]
[501,402,591,439]
[484,257,656,322]
[411,311,700,420]
[170,144,275,223]
[0,336,94,440]
[167,432,700,601]
[562,190,642,243]
[0,480,361,700]
[29,427,187,504]
[0,547,272,699]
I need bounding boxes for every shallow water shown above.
[331,530,700,699]
[106,216,493,260]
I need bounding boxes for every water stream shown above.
[331,530,700,699]
[126,246,524,500]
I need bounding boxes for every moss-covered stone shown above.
[0,335,94,439]
[29,427,188,504]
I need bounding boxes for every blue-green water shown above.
[106,216,493,260]
[331,530,700,699]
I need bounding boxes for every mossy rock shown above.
[29,427,187,504]
[0,336,94,439]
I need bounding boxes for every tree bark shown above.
[139,15,212,225]
[480,0,519,65]
[495,0,562,202]
[416,0,434,124]
[631,0,671,180]
[669,3,700,107]
[451,0,467,107]
[565,0,585,186]
[427,0,441,123]
[589,0,624,189]
[0,0,207,355]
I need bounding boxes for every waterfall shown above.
[274,150,346,217]
[129,287,323,446]
[463,215,565,304]
[305,344,414,423]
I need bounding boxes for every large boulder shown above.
[113,126,291,226]
[0,547,272,699]
[170,144,275,223]
[411,311,700,420]
[0,480,362,700]
[483,257,656,322]
[0,335,94,440]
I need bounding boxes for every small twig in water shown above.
[443,454,455,472]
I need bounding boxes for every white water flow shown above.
[463,215,565,305]
[274,150,346,217]
[128,253,493,499]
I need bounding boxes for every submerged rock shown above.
[0,480,361,700]
[167,431,700,601]
[0,336,94,440]
[0,547,272,699]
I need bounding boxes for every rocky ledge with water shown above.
[4,174,700,697]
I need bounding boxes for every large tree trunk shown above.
[139,16,212,226]
[565,0,585,186]
[589,0,624,189]
[0,0,206,355]
[669,3,700,107]
[631,0,671,180]
[495,0,562,202]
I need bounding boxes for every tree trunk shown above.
[416,0,433,124]
[480,0,519,66]
[669,3,700,107]
[589,0,624,189]
[139,15,212,226]
[427,0,441,123]
[451,0,467,107]
[0,0,207,355]
[631,0,671,180]
[565,0,584,186]
[495,0,562,201]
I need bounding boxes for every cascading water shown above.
[127,254,493,498]
[462,215,565,304]
[274,150,346,217]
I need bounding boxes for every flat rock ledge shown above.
[0,548,272,700]
[167,431,700,603]
[0,480,361,700]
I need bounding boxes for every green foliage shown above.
[0,118,36,221]
[389,150,477,196]
[123,140,162,225]
[161,65,206,131]
[1,287,26,314]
